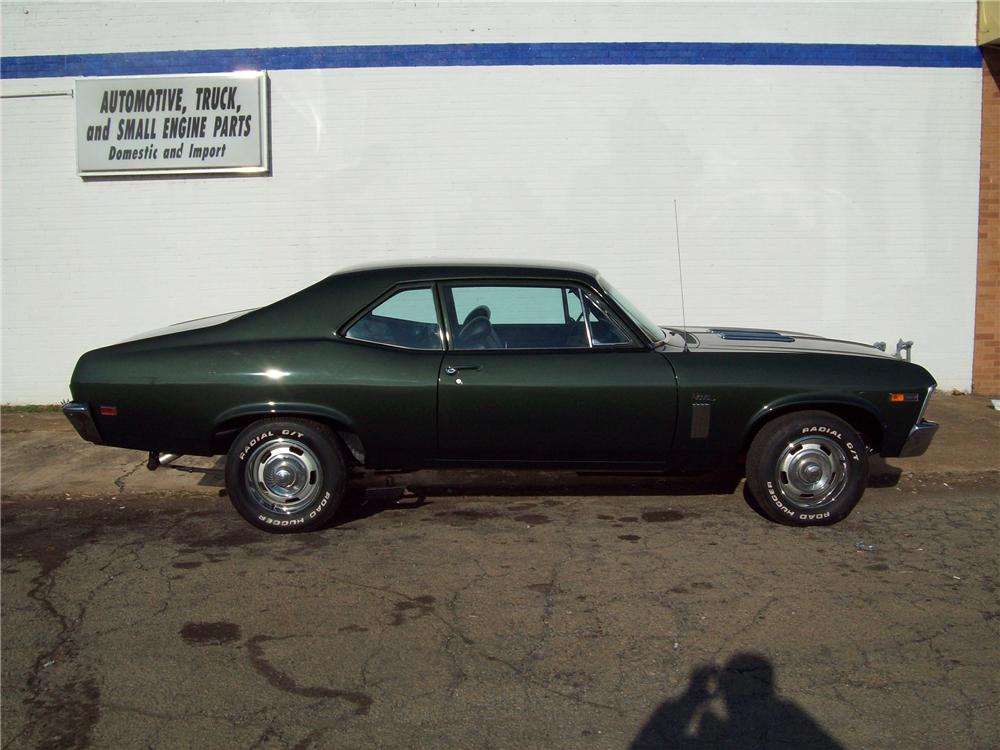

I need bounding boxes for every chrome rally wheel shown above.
[245,438,324,515]
[773,435,849,510]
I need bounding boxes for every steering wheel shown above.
[456,315,502,349]
[462,305,491,325]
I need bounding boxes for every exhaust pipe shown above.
[147,451,182,471]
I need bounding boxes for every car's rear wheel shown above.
[225,418,346,532]
[746,410,868,526]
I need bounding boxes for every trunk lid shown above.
[119,309,256,343]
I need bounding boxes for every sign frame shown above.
[74,70,270,178]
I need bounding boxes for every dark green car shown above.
[64,261,937,532]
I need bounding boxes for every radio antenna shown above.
[673,199,690,352]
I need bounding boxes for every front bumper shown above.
[62,402,103,444]
[898,419,938,458]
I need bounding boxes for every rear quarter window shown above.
[345,287,442,350]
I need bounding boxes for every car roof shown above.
[240,259,605,340]
[330,258,600,282]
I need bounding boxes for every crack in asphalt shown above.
[3,525,102,750]
[324,566,624,715]
[112,459,145,494]
[245,635,373,716]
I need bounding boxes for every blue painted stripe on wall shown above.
[0,41,982,79]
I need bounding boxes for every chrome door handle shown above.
[444,364,481,376]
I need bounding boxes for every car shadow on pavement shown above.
[380,469,745,497]
[189,457,225,487]
[336,487,432,526]
[328,470,744,528]
[631,653,844,750]
[867,455,903,488]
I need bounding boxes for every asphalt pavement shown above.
[2,394,998,749]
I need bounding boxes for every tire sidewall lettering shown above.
[801,426,842,440]
[239,430,275,461]
[845,441,859,461]
[307,491,332,519]
[798,511,831,521]
[258,514,306,527]
[765,480,796,517]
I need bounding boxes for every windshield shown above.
[597,277,664,343]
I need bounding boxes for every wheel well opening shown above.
[744,404,884,456]
[212,413,365,464]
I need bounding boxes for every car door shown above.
[436,281,677,464]
[337,285,444,467]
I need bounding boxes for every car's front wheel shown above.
[746,410,868,526]
[225,418,346,532]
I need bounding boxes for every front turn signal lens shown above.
[890,393,919,403]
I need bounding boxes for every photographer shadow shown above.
[631,653,843,750]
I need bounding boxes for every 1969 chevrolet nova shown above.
[64,261,938,532]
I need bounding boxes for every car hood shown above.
[119,309,256,343]
[661,326,896,358]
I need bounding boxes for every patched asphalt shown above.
[2,470,999,749]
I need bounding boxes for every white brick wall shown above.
[0,2,983,401]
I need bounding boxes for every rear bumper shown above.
[898,419,938,458]
[62,402,103,444]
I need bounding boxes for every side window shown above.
[451,286,568,324]
[446,284,589,350]
[345,287,442,350]
[564,288,584,321]
[585,293,634,346]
